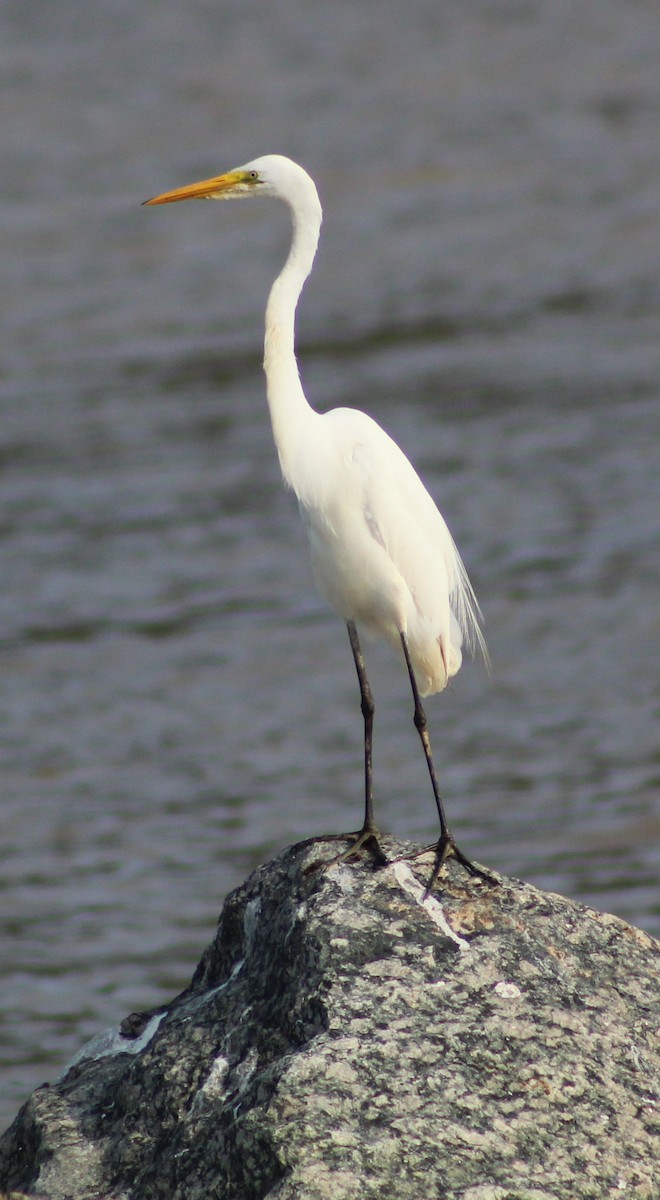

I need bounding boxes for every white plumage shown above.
[145,153,491,886]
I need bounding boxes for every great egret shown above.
[145,154,490,889]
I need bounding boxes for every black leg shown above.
[347,620,377,835]
[309,622,387,874]
[399,631,496,893]
[399,631,451,842]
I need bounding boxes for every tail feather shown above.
[450,544,491,675]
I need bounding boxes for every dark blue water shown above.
[1,0,659,1127]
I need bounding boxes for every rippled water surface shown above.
[1,0,659,1126]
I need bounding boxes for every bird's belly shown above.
[306,512,406,643]
[304,505,457,698]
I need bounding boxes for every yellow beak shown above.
[143,169,254,206]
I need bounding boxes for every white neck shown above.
[263,187,322,487]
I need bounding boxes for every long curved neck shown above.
[263,188,322,488]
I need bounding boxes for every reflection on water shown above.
[1,0,659,1128]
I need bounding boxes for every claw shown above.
[393,837,499,897]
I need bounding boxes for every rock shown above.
[1,837,658,1199]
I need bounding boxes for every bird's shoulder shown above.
[318,406,453,545]
[320,406,415,475]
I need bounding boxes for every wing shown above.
[291,406,488,691]
[339,410,487,663]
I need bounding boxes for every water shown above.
[1,0,659,1128]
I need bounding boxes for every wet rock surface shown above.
[1,838,658,1199]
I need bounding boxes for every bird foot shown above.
[394,836,499,897]
[321,826,389,871]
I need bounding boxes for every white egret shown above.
[144,155,490,889]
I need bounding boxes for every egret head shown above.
[143,154,316,208]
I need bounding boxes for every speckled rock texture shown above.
[1,838,659,1200]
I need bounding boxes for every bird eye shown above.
[248,171,259,181]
